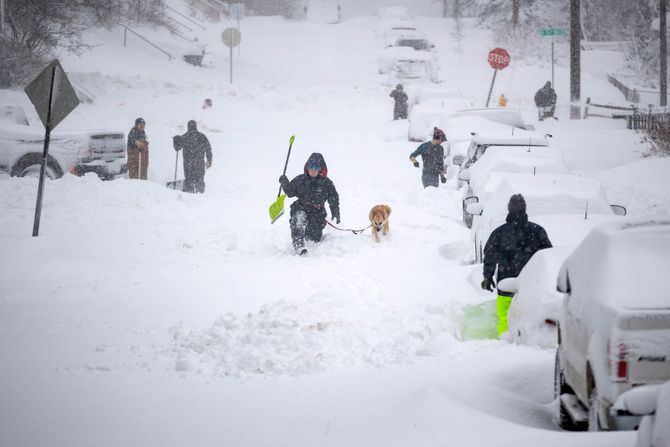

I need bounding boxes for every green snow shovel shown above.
[269,135,295,224]
[460,299,498,341]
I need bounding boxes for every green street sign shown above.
[542,28,565,36]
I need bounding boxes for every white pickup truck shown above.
[554,219,670,431]
[0,105,127,180]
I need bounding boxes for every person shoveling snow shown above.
[278,153,340,255]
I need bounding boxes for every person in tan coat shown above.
[127,117,149,179]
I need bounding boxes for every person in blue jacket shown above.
[409,127,447,188]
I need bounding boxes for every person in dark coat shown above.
[127,117,149,179]
[279,153,340,255]
[481,194,553,337]
[409,127,447,188]
[173,120,212,194]
[534,81,557,120]
[390,84,408,120]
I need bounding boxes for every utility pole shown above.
[661,0,667,107]
[0,0,6,36]
[512,0,519,27]
[570,0,581,119]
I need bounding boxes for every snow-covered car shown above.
[612,381,670,446]
[411,86,467,108]
[498,247,574,348]
[384,48,438,84]
[408,97,472,141]
[457,133,552,171]
[377,19,417,43]
[378,46,435,74]
[554,219,670,431]
[0,107,127,180]
[466,173,627,263]
[459,146,569,227]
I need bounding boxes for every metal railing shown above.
[120,23,175,60]
[164,4,207,31]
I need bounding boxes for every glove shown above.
[279,175,289,185]
[440,174,447,184]
[481,278,495,292]
[411,158,420,168]
[206,160,212,169]
[331,213,340,225]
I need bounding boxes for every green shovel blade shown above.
[269,194,287,224]
[460,299,498,340]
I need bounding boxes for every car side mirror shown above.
[556,272,571,294]
[610,205,627,216]
[452,154,464,166]
[465,202,483,216]
[497,278,519,294]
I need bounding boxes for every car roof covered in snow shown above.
[450,108,530,130]
[483,173,614,220]
[471,134,550,147]
[559,219,670,311]
[467,147,569,195]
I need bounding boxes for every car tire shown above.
[11,154,63,179]
[554,349,578,430]
[588,387,603,432]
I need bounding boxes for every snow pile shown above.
[166,292,459,377]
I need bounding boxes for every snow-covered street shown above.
[1,4,669,446]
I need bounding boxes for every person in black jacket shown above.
[279,153,340,255]
[409,127,448,188]
[534,81,557,120]
[481,194,552,337]
[390,84,408,120]
[173,120,213,193]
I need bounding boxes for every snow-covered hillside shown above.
[0,7,667,447]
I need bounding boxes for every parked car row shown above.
[454,112,670,434]
[0,105,127,180]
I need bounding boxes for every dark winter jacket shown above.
[483,211,553,283]
[410,142,445,174]
[534,84,557,107]
[281,153,340,219]
[127,126,147,150]
[390,89,408,106]
[175,121,212,172]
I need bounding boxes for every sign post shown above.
[541,28,565,87]
[24,60,80,236]
[485,48,510,107]
[222,27,241,84]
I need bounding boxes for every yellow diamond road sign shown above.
[222,28,241,48]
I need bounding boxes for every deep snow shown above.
[0,6,666,447]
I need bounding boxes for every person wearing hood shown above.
[279,153,340,255]
[534,81,557,120]
[409,127,449,188]
[173,120,213,193]
[127,117,149,180]
[390,84,408,120]
[481,194,552,337]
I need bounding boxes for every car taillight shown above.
[609,340,628,381]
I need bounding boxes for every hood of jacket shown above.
[303,152,328,177]
[187,120,197,132]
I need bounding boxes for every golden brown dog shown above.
[369,204,392,242]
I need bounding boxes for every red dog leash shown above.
[325,220,371,235]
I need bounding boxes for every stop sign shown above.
[488,48,510,70]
